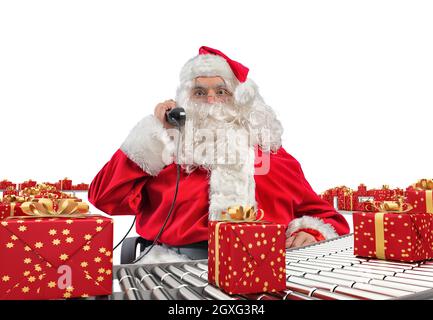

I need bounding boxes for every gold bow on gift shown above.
[372,200,413,260]
[2,195,28,203]
[18,198,89,218]
[412,179,433,191]
[221,205,265,222]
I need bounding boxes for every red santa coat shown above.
[88,115,349,246]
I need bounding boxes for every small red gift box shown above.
[0,180,15,190]
[0,202,25,219]
[0,215,113,299]
[72,183,89,191]
[208,220,286,295]
[406,180,433,215]
[19,180,37,191]
[353,210,433,262]
[59,178,72,190]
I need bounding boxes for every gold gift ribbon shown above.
[10,198,89,219]
[371,201,412,259]
[214,205,265,288]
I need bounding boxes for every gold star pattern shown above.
[59,254,69,261]
[18,226,27,232]
[24,258,32,264]
[66,286,74,292]
[105,251,112,257]
[6,242,14,249]
[34,264,42,272]
[48,281,56,288]
[62,229,70,236]
[80,261,88,268]
[83,245,90,251]
[97,276,104,282]
[84,234,92,240]
[28,276,36,283]
[2,275,10,282]
[23,271,30,276]
[94,257,101,263]
[22,286,30,293]
[34,242,44,249]
[52,239,61,246]
[63,292,71,298]
[95,226,102,232]
[48,229,57,236]
[24,246,31,252]
[98,268,105,274]
[99,247,106,253]
[1,221,8,226]
[66,219,74,224]
[10,235,18,241]
[65,237,74,244]
[105,270,112,275]
[96,219,104,224]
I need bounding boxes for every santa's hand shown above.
[154,99,176,129]
[285,231,317,248]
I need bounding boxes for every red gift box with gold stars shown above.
[0,215,113,299]
[353,211,433,262]
[208,220,287,295]
[406,189,433,215]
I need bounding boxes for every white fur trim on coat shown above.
[134,245,191,264]
[286,216,338,240]
[120,115,176,176]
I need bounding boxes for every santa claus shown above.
[88,46,350,263]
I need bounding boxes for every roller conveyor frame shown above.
[85,234,433,300]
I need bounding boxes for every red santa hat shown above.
[179,46,258,106]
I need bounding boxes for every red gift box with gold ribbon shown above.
[406,179,433,215]
[353,201,433,262]
[208,206,286,295]
[0,214,113,300]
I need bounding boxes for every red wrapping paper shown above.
[353,211,433,262]
[208,221,286,295]
[406,189,433,215]
[0,215,113,299]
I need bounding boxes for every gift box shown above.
[19,180,37,191]
[406,179,433,214]
[0,180,16,190]
[357,184,367,195]
[72,183,89,191]
[59,178,72,191]
[353,205,433,262]
[2,186,18,197]
[0,214,113,299]
[208,213,286,295]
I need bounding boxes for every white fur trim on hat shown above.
[286,216,338,240]
[180,54,235,84]
[120,115,176,176]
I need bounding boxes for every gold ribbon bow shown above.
[220,205,265,222]
[372,200,413,260]
[18,198,89,218]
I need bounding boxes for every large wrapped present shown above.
[406,179,433,214]
[353,201,433,262]
[0,204,113,299]
[208,206,286,295]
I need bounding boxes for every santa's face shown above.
[189,77,234,105]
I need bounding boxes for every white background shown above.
[0,1,431,263]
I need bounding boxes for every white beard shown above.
[171,88,283,220]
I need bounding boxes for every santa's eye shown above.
[216,88,228,95]
[193,89,206,96]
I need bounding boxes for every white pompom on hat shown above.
[179,46,257,106]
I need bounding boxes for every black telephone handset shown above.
[165,107,186,127]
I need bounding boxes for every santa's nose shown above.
[207,95,216,103]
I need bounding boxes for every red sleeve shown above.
[291,161,350,237]
[88,149,150,216]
